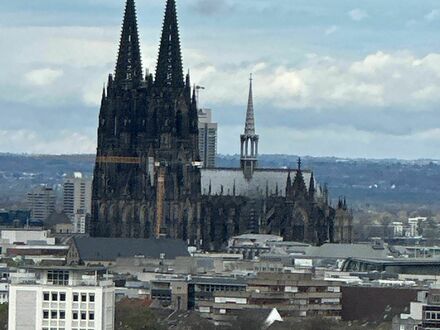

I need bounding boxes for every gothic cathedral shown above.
[91,0,353,250]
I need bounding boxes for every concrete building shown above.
[27,186,56,222]
[196,272,342,321]
[416,287,440,329]
[0,229,55,246]
[198,108,218,169]
[8,266,115,330]
[0,229,68,264]
[63,172,92,220]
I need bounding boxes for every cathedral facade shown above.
[91,0,353,250]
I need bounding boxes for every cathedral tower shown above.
[91,0,201,243]
[240,75,259,180]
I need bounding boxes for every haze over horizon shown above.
[1,0,440,159]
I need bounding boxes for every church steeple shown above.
[155,0,184,88]
[114,0,143,89]
[245,73,256,135]
[240,74,259,180]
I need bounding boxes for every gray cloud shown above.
[2,1,440,158]
[189,0,235,16]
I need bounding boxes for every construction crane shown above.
[155,165,166,238]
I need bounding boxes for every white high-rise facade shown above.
[198,109,218,169]
[27,186,56,222]
[8,266,115,330]
[63,172,92,221]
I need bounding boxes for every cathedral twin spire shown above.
[115,0,143,88]
[114,0,184,90]
[155,0,185,88]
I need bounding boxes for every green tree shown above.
[115,299,164,330]
[0,304,8,329]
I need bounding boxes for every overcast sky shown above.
[1,0,440,159]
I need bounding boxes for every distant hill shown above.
[1,153,440,208]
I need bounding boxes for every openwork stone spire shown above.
[114,0,143,88]
[240,74,259,180]
[155,0,184,88]
[244,74,256,135]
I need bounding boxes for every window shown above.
[59,311,65,319]
[47,270,69,285]
[60,293,66,301]
[73,293,79,302]
[43,310,49,319]
[81,293,87,302]
[72,311,78,320]
[81,312,87,320]
[89,294,95,302]
[89,312,94,320]
[43,292,50,301]
[51,311,57,319]
[51,292,58,301]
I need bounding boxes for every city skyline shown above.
[2,0,440,159]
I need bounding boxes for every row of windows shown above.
[43,310,94,321]
[47,271,69,286]
[44,292,66,302]
[43,310,65,320]
[74,293,95,303]
[43,292,95,303]
[425,311,440,320]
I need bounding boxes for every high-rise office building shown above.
[63,172,92,220]
[27,186,56,222]
[198,108,218,168]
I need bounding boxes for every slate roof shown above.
[201,168,314,197]
[72,237,189,261]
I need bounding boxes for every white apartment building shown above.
[63,173,92,221]
[198,109,218,169]
[8,266,115,330]
[408,217,427,237]
[392,221,404,237]
[27,186,56,222]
